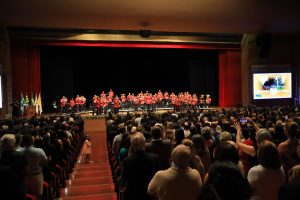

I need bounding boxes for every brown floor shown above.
[58,119,117,200]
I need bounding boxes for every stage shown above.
[39,106,219,119]
[118,107,216,113]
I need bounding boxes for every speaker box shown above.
[256,33,272,57]
[139,30,151,38]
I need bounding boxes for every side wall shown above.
[241,34,300,106]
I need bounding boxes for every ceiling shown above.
[1,0,300,37]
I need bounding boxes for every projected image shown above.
[253,73,292,99]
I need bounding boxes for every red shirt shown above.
[145,95,152,104]
[60,98,67,106]
[96,98,101,108]
[70,99,75,107]
[93,96,98,104]
[114,98,120,108]
[75,97,80,105]
[109,90,114,98]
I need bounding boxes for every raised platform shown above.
[41,107,218,119]
[118,107,216,113]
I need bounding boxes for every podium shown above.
[24,106,36,118]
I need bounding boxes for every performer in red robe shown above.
[191,94,198,111]
[108,89,114,98]
[114,96,120,114]
[145,92,152,111]
[100,91,106,98]
[205,94,212,108]
[69,98,75,113]
[81,95,86,112]
[157,90,163,108]
[60,96,68,113]
[75,95,80,112]
[92,95,98,115]
[96,97,101,115]
[133,96,139,112]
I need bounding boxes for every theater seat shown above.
[50,171,60,198]
[25,193,37,200]
[43,181,51,200]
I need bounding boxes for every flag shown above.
[20,92,25,114]
[35,93,38,114]
[25,94,29,107]
[31,93,35,106]
[37,92,43,114]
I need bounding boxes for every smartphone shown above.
[239,118,247,123]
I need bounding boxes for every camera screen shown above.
[239,118,247,123]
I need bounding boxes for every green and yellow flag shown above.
[20,92,25,114]
[25,94,29,106]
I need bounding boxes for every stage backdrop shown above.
[40,46,219,112]
[11,42,241,112]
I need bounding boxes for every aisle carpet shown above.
[58,119,117,200]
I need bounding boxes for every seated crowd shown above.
[0,114,85,200]
[107,106,300,200]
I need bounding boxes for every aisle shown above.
[58,119,117,200]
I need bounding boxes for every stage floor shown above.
[41,106,220,118]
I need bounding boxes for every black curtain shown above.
[41,46,218,112]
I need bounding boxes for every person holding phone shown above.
[235,119,272,159]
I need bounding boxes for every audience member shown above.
[146,126,172,169]
[122,133,160,200]
[192,134,211,173]
[247,141,285,200]
[182,138,205,180]
[202,161,252,200]
[21,134,48,198]
[0,134,27,200]
[278,164,300,200]
[148,144,202,200]
[278,121,299,175]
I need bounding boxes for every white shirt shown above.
[247,165,285,200]
[22,146,48,174]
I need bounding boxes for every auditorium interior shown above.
[1,2,300,200]
[0,1,300,116]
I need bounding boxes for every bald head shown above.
[171,144,191,169]
[130,132,146,152]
